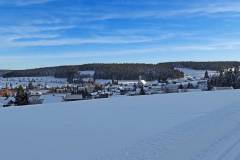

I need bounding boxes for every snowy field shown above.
[41,94,65,104]
[1,90,240,159]
[0,76,67,89]
[176,68,218,79]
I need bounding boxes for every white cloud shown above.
[3,38,240,61]
[0,24,75,45]
[0,24,161,48]
[1,36,153,48]
[78,3,240,21]
[0,25,75,34]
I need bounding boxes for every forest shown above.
[2,63,184,81]
[3,61,240,81]
[168,61,240,71]
[208,67,240,89]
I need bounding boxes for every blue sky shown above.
[1,0,240,69]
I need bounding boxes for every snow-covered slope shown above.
[1,90,240,160]
[176,68,218,79]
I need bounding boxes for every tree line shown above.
[168,61,240,71]
[3,63,184,81]
[4,62,240,81]
[208,67,240,89]
[0,70,10,76]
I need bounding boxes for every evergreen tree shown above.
[187,83,193,89]
[204,70,209,79]
[140,86,145,95]
[15,85,29,106]
[178,84,183,89]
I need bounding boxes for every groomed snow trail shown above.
[1,90,240,160]
[101,104,240,160]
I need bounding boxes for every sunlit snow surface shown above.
[176,68,218,79]
[1,90,240,160]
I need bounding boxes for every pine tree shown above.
[178,84,183,89]
[140,86,145,95]
[204,70,209,79]
[187,83,193,89]
[15,85,29,106]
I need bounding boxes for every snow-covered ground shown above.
[0,76,67,89]
[41,94,65,104]
[176,68,218,79]
[1,90,240,160]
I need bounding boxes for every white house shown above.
[165,84,179,93]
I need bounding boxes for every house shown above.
[2,97,15,107]
[198,80,208,91]
[212,87,234,91]
[138,75,147,86]
[84,84,95,93]
[138,80,147,86]
[28,91,44,105]
[63,94,83,101]
[0,88,15,97]
[165,84,179,93]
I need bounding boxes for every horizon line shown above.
[2,60,240,70]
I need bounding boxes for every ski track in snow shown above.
[1,90,240,160]
[100,104,240,160]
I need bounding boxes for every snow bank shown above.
[1,90,240,160]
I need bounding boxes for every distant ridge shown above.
[2,63,183,81]
[168,61,240,71]
[0,70,10,76]
[2,61,240,80]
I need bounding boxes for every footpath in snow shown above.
[0,90,240,160]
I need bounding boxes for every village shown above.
[0,68,234,107]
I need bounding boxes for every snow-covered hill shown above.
[176,68,218,79]
[1,90,240,160]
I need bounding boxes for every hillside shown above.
[168,61,240,71]
[0,70,10,76]
[3,62,240,80]
[1,90,240,159]
[2,63,183,81]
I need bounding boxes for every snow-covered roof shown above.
[138,80,147,85]
[0,97,15,105]
[0,90,240,159]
